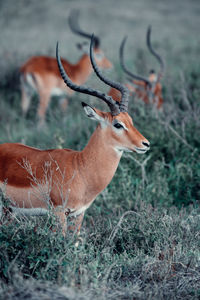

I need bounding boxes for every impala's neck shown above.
[80,125,122,197]
[74,54,93,85]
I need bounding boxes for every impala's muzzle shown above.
[134,140,150,154]
[142,141,150,148]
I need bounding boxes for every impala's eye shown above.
[114,123,124,129]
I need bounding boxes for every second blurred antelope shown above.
[109,26,165,109]
[20,10,112,126]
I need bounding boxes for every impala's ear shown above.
[81,102,105,122]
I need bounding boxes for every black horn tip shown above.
[147,25,152,39]
[90,34,95,52]
[147,25,152,32]
[56,42,59,57]
[120,36,128,60]
[123,35,128,42]
[120,36,128,48]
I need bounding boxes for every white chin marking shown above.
[135,148,147,154]
[115,146,132,153]
[114,147,128,156]
[114,147,148,155]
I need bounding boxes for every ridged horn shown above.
[146,25,165,80]
[56,40,120,116]
[119,36,151,86]
[68,9,100,48]
[89,35,130,112]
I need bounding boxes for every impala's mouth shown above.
[115,144,150,154]
[134,146,150,154]
[115,145,150,154]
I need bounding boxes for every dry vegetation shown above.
[0,0,200,299]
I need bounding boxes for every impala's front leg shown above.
[54,210,67,236]
[21,87,32,117]
[37,89,51,127]
[68,213,85,235]
[68,213,85,246]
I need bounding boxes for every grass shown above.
[0,201,199,299]
[0,0,200,299]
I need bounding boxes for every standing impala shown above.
[20,10,112,126]
[0,36,150,235]
[109,26,165,109]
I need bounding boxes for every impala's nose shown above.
[142,141,150,148]
[134,140,150,154]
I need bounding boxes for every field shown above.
[0,0,200,299]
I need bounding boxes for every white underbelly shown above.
[10,203,91,218]
[0,181,50,210]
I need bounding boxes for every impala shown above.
[109,26,165,109]
[20,10,112,126]
[0,36,150,235]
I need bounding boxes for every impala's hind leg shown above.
[68,213,85,246]
[37,89,51,127]
[21,88,31,116]
[20,74,35,116]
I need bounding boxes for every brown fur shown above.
[108,79,163,109]
[20,48,112,125]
